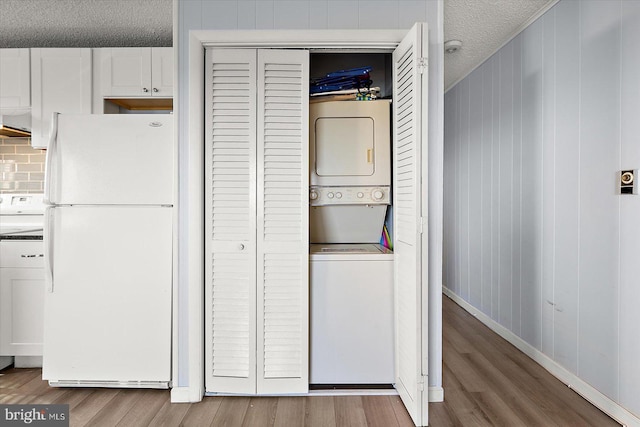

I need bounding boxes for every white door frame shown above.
[184,28,425,403]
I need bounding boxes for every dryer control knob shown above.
[357,192,364,198]
[372,189,384,201]
[336,192,342,199]
[327,192,335,199]
[309,190,319,200]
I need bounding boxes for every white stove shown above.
[0,193,45,239]
[0,193,46,370]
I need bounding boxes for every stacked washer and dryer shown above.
[309,100,395,386]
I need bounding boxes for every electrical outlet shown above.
[620,170,637,195]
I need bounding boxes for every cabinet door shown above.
[0,48,30,110]
[151,47,173,97]
[30,48,92,149]
[392,22,429,427]
[98,48,152,97]
[205,48,258,394]
[256,49,309,394]
[0,268,45,356]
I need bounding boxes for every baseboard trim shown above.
[428,386,444,402]
[171,386,203,403]
[443,287,640,427]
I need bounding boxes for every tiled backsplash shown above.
[0,138,46,193]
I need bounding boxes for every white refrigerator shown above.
[42,113,173,388]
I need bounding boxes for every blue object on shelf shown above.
[310,66,373,95]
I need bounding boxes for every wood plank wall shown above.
[443,0,640,418]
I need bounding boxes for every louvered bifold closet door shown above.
[256,49,309,394]
[392,23,429,426]
[205,49,258,394]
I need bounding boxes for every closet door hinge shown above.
[418,374,428,391]
[417,57,428,74]
[418,216,426,234]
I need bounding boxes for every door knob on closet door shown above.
[142,87,149,93]
[238,243,245,250]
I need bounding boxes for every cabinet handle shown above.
[153,88,159,93]
[238,244,245,250]
[142,87,149,93]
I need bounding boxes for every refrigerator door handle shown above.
[44,112,60,205]
[44,206,55,292]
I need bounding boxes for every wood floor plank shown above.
[0,368,40,390]
[273,396,305,427]
[0,394,24,404]
[241,396,277,427]
[305,396,336,427]
[14,372,50,396]
[428,401,458,427]
[334,395,367,427]
[388,395,416,427]
[84,389,146,427]
[442,320,476,355]
[438,377,493,426]
[115,389,169,427]
[442,336,489,393]
[361,395,400,427]
[147,399,191,426]
[20,386,68,405]
[52,389,95,410]
[211,396,251,426]
[69,388,120,427]
[468,351,582,426]
[468,390,528,427]
[180,395,223,427]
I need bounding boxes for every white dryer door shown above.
[315,117,374,176]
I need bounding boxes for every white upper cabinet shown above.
[151,47,173,97]
[94,47,173,98]
[0,48,30,110]
[30,48,92,149]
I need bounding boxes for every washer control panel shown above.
[309,186,391,206]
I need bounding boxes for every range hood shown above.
[0,112,31,138]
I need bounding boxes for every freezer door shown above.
[47,114,173,205]
[42,206,171,383]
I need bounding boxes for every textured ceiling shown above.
[0,0,172,48]
[0,0,555,90]
[444,0,557,90]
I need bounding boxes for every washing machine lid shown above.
[309,243,393,260]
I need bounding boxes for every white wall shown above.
[444,0,640,418]
[176,0,444,395]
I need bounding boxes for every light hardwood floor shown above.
[0,295,619,426]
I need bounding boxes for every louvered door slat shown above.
[392,23,429,426]
[205,49,257,394]
[257,49,309,394]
